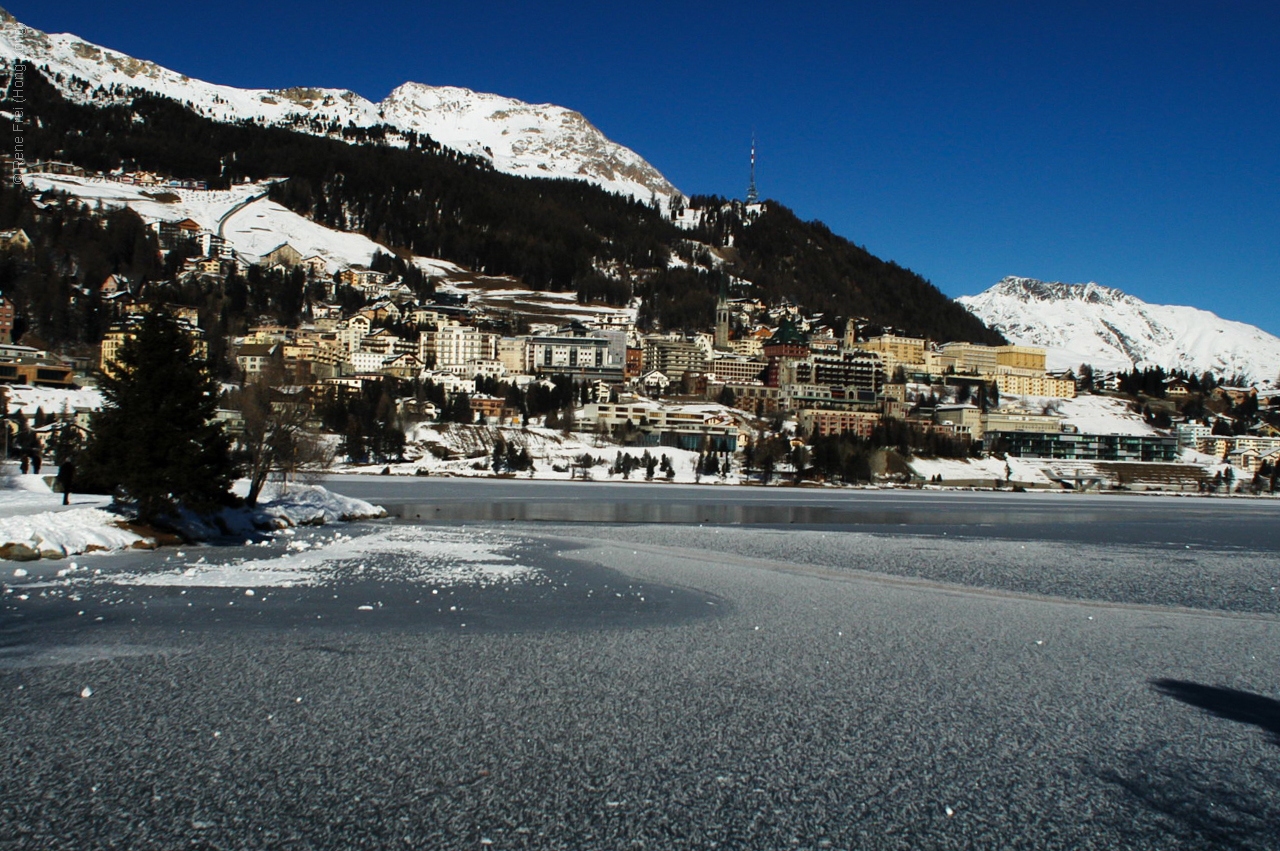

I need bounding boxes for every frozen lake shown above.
[329,474,1280,550]
[3,480,1279,849]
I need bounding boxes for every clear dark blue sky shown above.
[11,1,1280,333]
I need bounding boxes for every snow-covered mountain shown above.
[0,8,682,207]
[957,276,1280,383]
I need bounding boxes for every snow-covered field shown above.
[1043,394,1159,435]
[24,175,393,273]
[908,455,1052,487]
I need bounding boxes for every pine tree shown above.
[82,309,237,523]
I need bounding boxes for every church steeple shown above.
[715,278,731,350]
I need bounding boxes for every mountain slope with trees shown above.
[7,62,1001,347]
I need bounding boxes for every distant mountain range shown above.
[958,276,1280,383]
[0,8,682,207]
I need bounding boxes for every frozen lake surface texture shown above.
[4,479,1280,850]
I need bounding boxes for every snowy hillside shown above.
[22,174,414,273]
[958,277,1280,383]
[380,83,679,206]
[0,9,682,208]
[22,172,637,327]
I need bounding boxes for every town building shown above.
[985,430,1178,462]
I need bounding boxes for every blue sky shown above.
[11,1,1280,333]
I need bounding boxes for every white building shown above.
[421,323,499,369]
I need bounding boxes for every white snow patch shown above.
[114,526,539,588]
[0,507,149,558]
[1043,394,1159,436]
[908,455,1052,486]
[2,384,103,417]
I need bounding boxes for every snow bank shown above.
[0,481,385,561]
[0,508,149,560]
[236,481,386,526]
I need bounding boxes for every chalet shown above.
[261,243,304,269]
[246,324,296,344]
[380,352,424,380]
[195,258,227,276]
[101,316,207,374]
[154,219,203,250]
[30,161,86,177]
[640,370,670,395]
[361,300,403,323]
[337,267,390,288]
[235,342,283,379]
[300,256,329,277]
[339,314,372,351]
[1217,386,1257,405]
[470,394,519,425]
[100,274,129,296]
[1227,446,1263,473]
[418,370,476,395]
[0,228,32,252]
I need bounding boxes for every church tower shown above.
[715,280,731,350]
[843,317,858,350]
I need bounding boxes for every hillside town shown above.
[1,174,1275,495]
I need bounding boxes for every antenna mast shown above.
[746,132,759,205]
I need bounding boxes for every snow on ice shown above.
[113,526,540,589]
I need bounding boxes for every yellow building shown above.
[858,334,927,363]
[939,342,999,374]
[855,334,928,376]
[991,373,1076,399]
[995,345,1047,372]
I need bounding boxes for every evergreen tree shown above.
[81,310,237,523]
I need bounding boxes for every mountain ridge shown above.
[0,8,683,207]
[958,276,1280,383]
